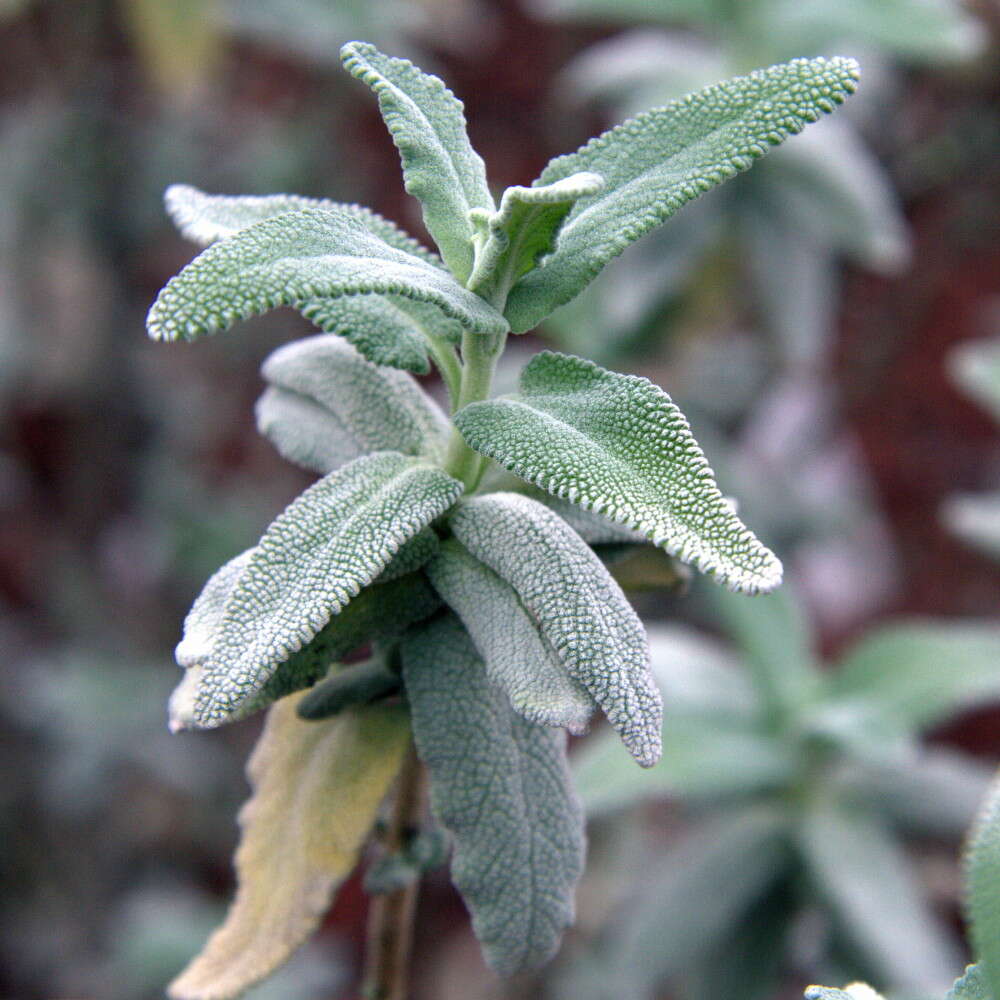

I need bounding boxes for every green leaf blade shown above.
[504,56,860,332]
[454,351,781,594]
[426,538,594,732]
[191,452,462,727]
[448,491,662,766]
[402,615,585,975]
[967,773,1000,1000]
[468,172,604,306]
[146,207,508,342]
[341,41,493,283]
[255,334,450,475]
[163,183,442,264]
[301,294,462,374]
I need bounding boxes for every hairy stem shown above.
[424,331,462,410]
[443,328,506,489]
[362,742,426,1000]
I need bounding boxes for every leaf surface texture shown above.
[191,452,461,725]
[427,539,594,732]
[146,207,508,342]
[341,41,493,282]
[168,696,409,1000]
[402,616,584,974]
[255,334,449,475]
[455,351,781,593]
[448,491,661,766]
[504,57,860,331]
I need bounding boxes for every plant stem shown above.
[362,742,426,1000]
[443,328,506,489]
[424,331,462,410]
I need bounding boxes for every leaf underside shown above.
[341,41,493,283]
[301,294,463,374]
[167,696,409,1000]
[455,351,782,594]
[255,334,449,475]
[191,452,461,726]
[402,615,585,975]
[467,171,604,306]
[448,491,661,766]
[163,183,442,264]
[146,207,508,342]
[427,538,594,732]
[504,56,860,332]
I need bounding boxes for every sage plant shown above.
[148,40,859,999]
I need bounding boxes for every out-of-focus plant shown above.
[566,582,1000,1000]
[807,763,1000,1000]
[145,39,865,1000]
[530,0,983,367]
[943,337,1000,559]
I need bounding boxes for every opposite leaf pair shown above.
[150,37,860,1000]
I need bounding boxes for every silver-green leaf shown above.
[967,772,1000,1000]
[467,172,604,307]
[341,41,493,283]
[300,295,462,374]
[255,334,449,475]
[454,351,782,594]
[146,207,508,342]
[503,57,860,332]
[163,182,442,264]
[189,452,462,726]
[402,615,585,975]
[448,491,661,767]
[426,538,594,732]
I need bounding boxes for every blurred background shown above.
[1,1,998,998]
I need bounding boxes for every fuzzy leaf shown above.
[169,559,441,732]
[448,491,661,766]
[427,539,594,732]
[164,184,461,371]
[799,799,962,991]
[504,57,860,331]
[467,172,604,306]
[805,984,887,1000]
[828,622,1000,733]
[167,696,409,1000]
[296,658,400,720]
[402,615,584,975]
[341,41,493,283]
[946,966,993,1000]
[163,183,442,264]
[190,452,461,726]
[255,334,449,475]
[455,351,782,593]
[146,207,508,342]
[967,773,1000,1000]
[301,295,462,374]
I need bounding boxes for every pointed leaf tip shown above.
[505,56,861,331]
[455,351,782,594]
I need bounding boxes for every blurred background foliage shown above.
[0,1,998,998]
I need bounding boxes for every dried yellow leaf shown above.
[168,694,410,1000]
